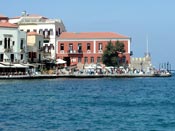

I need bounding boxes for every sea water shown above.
[0,75,175,131]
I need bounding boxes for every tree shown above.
[102,41,125,66]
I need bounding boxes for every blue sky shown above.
[1,0,175,69]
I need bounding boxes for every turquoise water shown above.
[0,76,175,131]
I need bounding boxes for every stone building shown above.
[129,53,153,73]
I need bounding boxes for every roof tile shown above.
[0,22,18,28]
[59,32,129,39]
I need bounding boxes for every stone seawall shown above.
[0,73,171,79]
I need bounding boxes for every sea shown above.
[0,75,175,131]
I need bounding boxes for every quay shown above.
[0,73,171,80]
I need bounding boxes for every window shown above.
[27,29,30,32]
[97,57,101,63]
[45,45,48,52]
[60,43,64,50]
[98,43,103,50]
[50,29,53,35]
[20,39,24,49]
[91,57,94,63]
[29,52,32,58]
[33,52,36,58]
[44,29,48,38]
[8,38,10,49]
[33,29,37,32]
[0,54,3,62]
[21,54,23,60]
[13,41,15,46]
[50,44,54,50]
[69,43,73,52]
[29,52,37,58]
[39,41,41,49]
[39,29,43,35]
[4,38,7,49]
[78,43,82,52]
[56,31,58,36]
[87,43,90,50]
[58,28,61,35]
[84,57,88,63]
[0,41,2,45]
[78,57,82,63]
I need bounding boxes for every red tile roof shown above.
[0,14,8,18]
[59,32,129,39]
[27,31,42,36]
[0,22,18,28]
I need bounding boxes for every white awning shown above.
[56,59,66,64]
[0,63,28,68]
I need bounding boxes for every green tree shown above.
[102,41,125,66]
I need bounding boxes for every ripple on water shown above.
[0,77,175,130]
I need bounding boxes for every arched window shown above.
[44,29,48,38]
[39,29,43,35]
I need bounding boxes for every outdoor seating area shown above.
[0,63,28,76]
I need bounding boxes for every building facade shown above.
[0,21,27,63]
[27,32,43,63]
[9,11,66,60]
[129,53,153,73]
[57,32,131,68]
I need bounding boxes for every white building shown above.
[9,11,66,60]
[0,20,27,63]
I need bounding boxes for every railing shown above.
[38,47,44,52]
[20,48,25,53]
[98,50,103,53]
[4,48,13,53]
[68,50,83,54]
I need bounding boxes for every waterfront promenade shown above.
[0,72,171,79]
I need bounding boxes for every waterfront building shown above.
[57,32,131,68]
[0,19,27,63]
[9,11,66,60]
[27,32,43,63]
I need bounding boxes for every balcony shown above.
[4,48,13,53]
[38,47,44,52]
[98,50,103,53]
[68,50,83,55]
[20,48,25,53]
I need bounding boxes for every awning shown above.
[56,59,66,64]
[0,63,28,68]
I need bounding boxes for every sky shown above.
[1,0,175,69]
